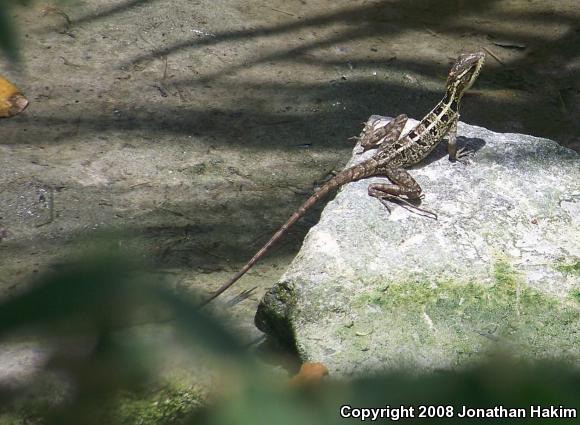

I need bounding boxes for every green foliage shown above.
[0,7,15,60]
[0,254,578,424]
[0,253,254,424]
[0,0,28,60]
[0,0,70,60]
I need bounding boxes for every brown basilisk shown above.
[202,51,485,306]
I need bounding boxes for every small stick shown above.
[483,47,504,65]
[227,286,257,306]
[268,7,295,16]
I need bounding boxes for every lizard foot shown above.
[377,194,438,220]
[378,197,392,214]
[452,146,474,164]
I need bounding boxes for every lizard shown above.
[201,51,485,306]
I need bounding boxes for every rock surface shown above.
[255,116,580,377]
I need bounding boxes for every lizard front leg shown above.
[360,114,408,152]
[446,118,471,162]
[368,168,437,219]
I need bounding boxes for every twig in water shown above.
[227,286,258,306]
[483,47,505,65]
[265,6,295,16]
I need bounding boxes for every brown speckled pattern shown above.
[203,51,485,304]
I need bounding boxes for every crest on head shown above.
[446,51,485,96]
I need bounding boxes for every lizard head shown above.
[446,51,485,97]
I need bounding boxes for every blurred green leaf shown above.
[0,253,260,423]
[0,1,19,60]
[199,358,580,425]
[153,287,250,362]
[0,257,135,333]
[1,255,578,425]
[0,254,250,364]
[0,0,66,60]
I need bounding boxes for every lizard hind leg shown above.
[360,114,408,152]
[368,168,437,219]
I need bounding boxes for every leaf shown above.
[0,257,132,333]
[0,3,19,60]
[0,254,251,364]
[0,0,58,60]
[289,362,328,387]
[153,287,250,362]
[0,74,28,117]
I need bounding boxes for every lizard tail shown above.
[200,162,372,306]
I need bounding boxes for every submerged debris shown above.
[0,75,28,118]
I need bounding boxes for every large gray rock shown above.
[255,116,580,377]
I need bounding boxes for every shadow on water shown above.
[4,0,578,150]
[121,0,502,68]
[1,0,578,315]
[0,5,579,420]
[71,0,160,26]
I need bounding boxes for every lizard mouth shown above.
[447,51,485,92]
[464,55,485,90]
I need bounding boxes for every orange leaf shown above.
[289,362,329,387]
[0,75,29,118]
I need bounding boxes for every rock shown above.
[255,116,580,377]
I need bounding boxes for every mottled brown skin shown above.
[359,113,408,153]
[202,51,485,306]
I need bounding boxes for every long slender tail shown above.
[200,161,373,306]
